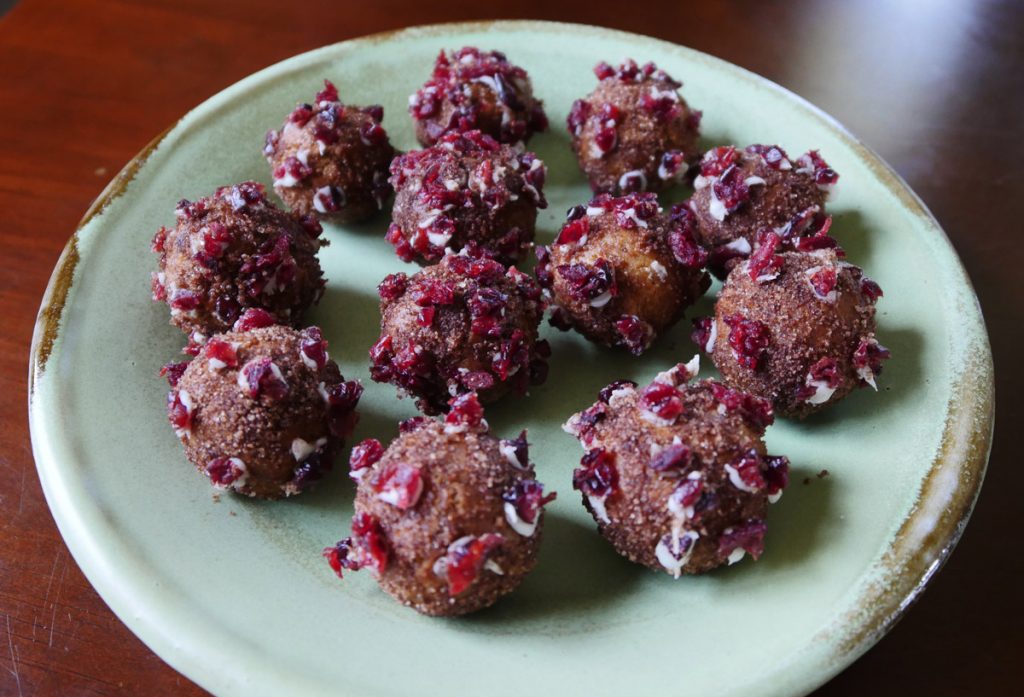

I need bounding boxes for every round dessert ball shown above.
[685,144,838,277]
[264,80,396,223]
[161,322,363,499]
[536,192,710,355]
[369,253,549,415]
[564,359,789,576]
[567,59,702,194]
[386,130,547,266]
[324,393,555,616]
[408,46,548,146]
[150,181,326,353]
[693,231,890,418]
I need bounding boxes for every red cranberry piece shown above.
[289,103,314,127]
[691,317,714,353]
[360,121,387,147]
[764,455,789,498]
[150,273,166,302]
[385,223,415,262]
[534,246,553,288]
[808,265,838,299]
[300,327,329,371]
[724,314,770,370]
[175,198,207,220]
[649,442,693,471]
[444,533,504,596]
[700,146,738,177]
[800,150,839,187]
[167,390,193,434]
[572,448,618,499]
[239,358,289,400]
[861,278,884,303]
[712,165,752,213]
[169,289,199,312]
[639,90,681,122]
[746,144,791,169]
[853,338,891,385]
[219,181,266,210]
[555,215,589,246]
[205,338,239,369]
[669,225,709,269]
[492,329,528,381]
[205,457,246,488]
[315,80,339,104]
[594,126,617,154]
[324,512,390,578]
[727,450,767,491]
[232,308,276,332]
[709,381,775,430]
[398,416,430,434]
[211,296,240,325]
[598,379,637,404]
[313,104,342,144]
[593,61,615,80]
[502,480,556,525]
[566,402,608,446]
[670,476,704,512]
[348,438,384,480]
[557,259,616,304]
[373,462,424,509]
[416,306,435,327]
[639,381,684,423]
[615,315,654,356]
[313,185,345,213]
[460,370,496,391]
[159,361,189,387]
[616,59,639,81]
[748,231,784,282]
[445,392,485,431]
[467,287,509,337]
[274,156,312,184]
[201,222,231,259]
[659,150,687,180]
[411,278,456,307]
[718,519,768,561]
[566,99,591,135]
[811,357,841,388]
[151,227,168,254]
[362,104,384,123]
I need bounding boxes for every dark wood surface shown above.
[1,1,1020,694]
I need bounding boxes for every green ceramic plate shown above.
[29,21,993,697]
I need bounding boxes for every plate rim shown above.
[27,18,995,697]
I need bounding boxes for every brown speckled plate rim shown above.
[28,19,994,697]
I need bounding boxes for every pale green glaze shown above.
[29,21,992,697]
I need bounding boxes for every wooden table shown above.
[2,0,1020,694]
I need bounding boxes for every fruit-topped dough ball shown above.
[150,181,327,354]
[535,192,710,355]
[161,321,363,499]
[567,58,702,195]
[408,46,548,146]
[386,130,547,266]
[264,80,396,223]
[564,359,789,577]
[369,253,549,415]
[693,230,889,418]
[324,393,556,616]
[684,144,839,277]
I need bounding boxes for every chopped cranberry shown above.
[360,121,387,147]
[373,462,424,509]
[712,164,752,213]
[416,306,435,327]
[639,381,684,424]
[499,430,530,469]
[175,198,207,220]
[799,150,839,187]
[691,317,714,353]
[444,533,504,596]
[201,222,232,260]
[385,223,415,262]
[324,512,390,578]
[411,278,456,307]
[362,104,384,123]
[724,314,770,370]
[274,156,312,185]
[169,289,199,312]
[348,438,384,480]
[205,457,246,488]
[639,90,680,122]
[231,308,275,332]
[220,181,266,210]
[313,103,343,145]
[557,259,616,304]
[811,357,841,387]
[718,519,768,561]
[594,126,617,154]
[728,451,767,491]
[313,185,345,214]
[205,338,239,369]
[615,315,654,356]
[669,225,708,269]
[150,273,166,302]
[746,144,791,170]
[159,361,188,387]
[466,287,508,337]
[459,370,495,391]
[572,448,618,499]
[167,389,192,434]
[598,379,637,404]
[659,150,687,180]
[315,80,339,104]
[708,381,775,430]
[289,103,314,126]
[300,327,329,371]
[291,450,332,490]
[503,480,556,525]
[151,227,168,254]
[700,146,738,177]
[649,442,693,472]
[445,392,485,431]
[492,329,528,381]
[860,278,884,303]
[807,265,838,300]
[566,99,591,136]
[555,215,589,247]
[853,337,891,385]
[399,416,430,433]
[747,230,784,282]
[239,358,289,400]
[763,455,789,497]
[669,476,704,513]
[593,61,615,80]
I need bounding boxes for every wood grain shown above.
[1,0,1021,694]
